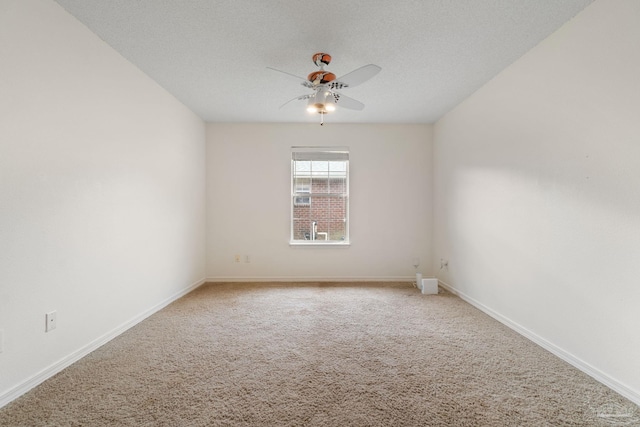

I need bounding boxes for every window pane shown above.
[293,177,310,193]
[328,176,347,195]
[311,177,328,194]
[329,161,347,174]
[295,161,311,175]
[292,201,312,240]
[326,196,347,241]
[292,195,347,241]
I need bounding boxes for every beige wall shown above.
[206,123,433,281]
[0,0,206,405]
[433,0,640,403]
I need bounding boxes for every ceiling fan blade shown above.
[279,93,312,109]
[330,92,365,111]
[332,64,381,89]
[267,67,314,88]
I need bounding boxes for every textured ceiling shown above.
[54,0,593,124]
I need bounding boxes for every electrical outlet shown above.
[440,259,449,270]
[234,254,241,263]
[0,329,4,353]
[45,311,57,332]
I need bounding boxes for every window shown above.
[291,147,349,244]
[293,178,311,206]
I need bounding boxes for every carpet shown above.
[0,282,638,426]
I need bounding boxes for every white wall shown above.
[206,123,432,281]
[0,0,206,405]
[433,0,640,403]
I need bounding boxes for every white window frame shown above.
[290,147,350,246]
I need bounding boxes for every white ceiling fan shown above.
[268,53,381,125]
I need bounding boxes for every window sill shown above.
[289,241,351,247]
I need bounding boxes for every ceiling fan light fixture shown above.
[324,100,336,112]
[307,102,331,114]
[306,91,335,114]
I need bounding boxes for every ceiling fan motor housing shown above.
[307,71,336,85]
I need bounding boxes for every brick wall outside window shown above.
[293,178,346,240]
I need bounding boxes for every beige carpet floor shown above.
[0,282,638,426]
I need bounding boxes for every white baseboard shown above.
[205,276,414,282]
[437,279,640,407]
[0,278,206,409]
